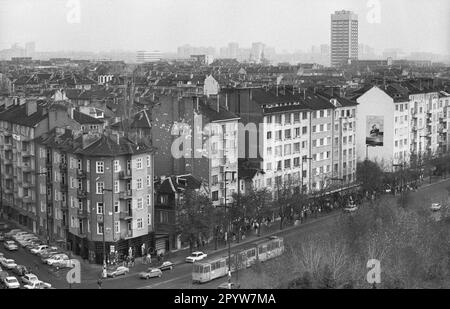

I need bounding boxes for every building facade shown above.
[331,10,358,67]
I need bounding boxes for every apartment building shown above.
[223,87,357,195]
[36,130,155,264]
[151,92,239,206]
[354,84,450,170]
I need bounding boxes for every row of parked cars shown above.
[0,227,75,289]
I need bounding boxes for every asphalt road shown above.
[2,177,449,289]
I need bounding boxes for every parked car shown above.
[158,261,174,271]
[40,251,63,262]
[0,232,4,241]
[431,203,442,211]
[4,240,18,251]
[21,274,39,285]
[53,259,77,270]
[31,245,49,255]
[23,280,53,289]
[26,242,45,252]
[5,229,22,237]
[45,254,69,266]
[0,222,9,231]
[217,282,241,289]
[185,252,207,263]
[139,268,162,279]
[12,265,30,277]
[13,233,34,241]
[106,266,129,278]
[1,259,17,270]
[3,276,20,289]
[37,247,59,257]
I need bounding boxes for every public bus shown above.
[192,236,284,283]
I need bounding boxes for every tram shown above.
[192,236,284,283]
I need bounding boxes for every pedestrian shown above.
[97,278,103,289]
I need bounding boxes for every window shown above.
[302,127,307,134]
[137,218,143,229]
[147,194,151,206]
[294,113,300,123]
[302,112,307,120]
[295,127,300,137]
[277,161,282,171]
[294,157,300,167]
[96,161,104,173]
[266,162,272,171]
[114,221,120,233]
[147,175,151,187]
[136,158,143,169]
[114,160,120,172]
[114,180,119,193]
[148,214,151,225]
[302,141,307,149]
[266,115,272,123]
[275,146,282,156]
[294,142,300,153]
[312,125,316,133]
[147,155,151,167]
[96,182,104,194]
[276,130,282,140]
[267,147,272,156]
[284,144,291,155]
[285,113,291,124]
[275,114,282,124]
[137,178,143,190]
[97,202,104,214]
[320,110,324,118]
[320,124,324,132]
[212,191,219,201]
[267,131,272,140]
[285,129,291,139]
[97,223,104,235]
[137,198,143,209]
[114,201,119,213]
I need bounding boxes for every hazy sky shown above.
[0,0,449,54]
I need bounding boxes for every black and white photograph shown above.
[0,0,449,296]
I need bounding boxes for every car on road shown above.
[45,254,69,266]
[23,280,53,289]
[3,276,20,289]
[12,265,30,277]
[217,282,241,289]
[13,233,34,241]
[343,201,358,213]
[185,251,207,263]
[431,203,442,211]
[30,245,49,255]
[158,261,174,271]
[21,274,39,285]
[139,268,162,279]
[1,259,17,270]
[106,266,129,278]
[4,240,18,251]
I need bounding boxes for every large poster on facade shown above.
[366,115,384,146]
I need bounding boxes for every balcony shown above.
[46,161,52,167]
[119,170,132,179]
[77,209,88,219]
[77,189,87,199]
[119,211,133,220]
[23,196,34,204]
[3,144,13,150]
[60,203,68,211]
[22,149,35,157]
[78,231,87,238]
[426,112,432,118]
[22,181,34,188]
[122,232,133,240]
[3,157,12,165]
[4,173,13,180]
[59,162,67,170]
[119,190,132,200]
[3,131,12,137]
[4,187,13,194]
[76,169,87,179]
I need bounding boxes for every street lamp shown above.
[301,156,313,194]
[221,169,237,288]
[36,170,50,245]
[101,187,113,273]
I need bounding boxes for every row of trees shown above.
[239,194,450,288]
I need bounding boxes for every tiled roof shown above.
[0,102,47,127]
[198,99,240,122]
[73,109,104,125]
[76,134,155,157]
[130,110,151,129]
[158,174,202,194]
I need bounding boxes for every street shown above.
[2,177,449,289]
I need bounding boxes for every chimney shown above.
[26,100,38,116]
[225,93,228,110]
[216,95,219,112]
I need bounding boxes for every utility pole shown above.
[36,170,50,244]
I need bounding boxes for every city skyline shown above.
[0,0,449,55]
